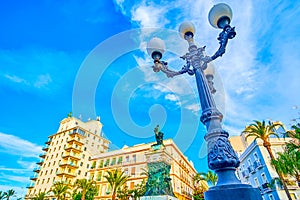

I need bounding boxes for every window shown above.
[254,152,258,160]
[268,194,275,200]
[53,161,56,166]
[261,173,267,183]
[78,170,81,175]
[130,182,134,189]
[126,156,129,163]
[50,169,53,174]
[254,177,259,187]
[133,155,136,163]
[247,158,252,166]
[47,178,50,183]
[45,170,48,175]
[131,167,136,176]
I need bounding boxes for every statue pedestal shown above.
[142,145,177,199]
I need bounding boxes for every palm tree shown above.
[194,171,217,186]
[193,173,208,200]
[33,192,48,200]
[272,149,300,187]
[49,181,71,200]
[104,168,129,200]
[0,191,5,200]
[73,179,97,200]
[243,120,292,200]
[285,123,300,152]
[4,189,16,200]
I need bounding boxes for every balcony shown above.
[42,144,49,152]
[253,160,263,169]
[36,159,44,166]
[59,162,79,169]
[30,175,38,181]
[45,138,52,145]
[33,167,41,173]
[247,165,255,174]
[62,153,81,161]
[261,182,272,193]
[56,171,76,178]
[242,170,249,178]
[26,183,35,188]
[67,138,83,146]
[64,145,82,153]
[39,152,46,158]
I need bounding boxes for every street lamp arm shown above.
[152,60,192,78]
[210,25,236,60]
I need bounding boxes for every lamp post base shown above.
[204,184,262,200]
[140,195,178,200]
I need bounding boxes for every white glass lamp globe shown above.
[204,62,215,77]
[147,37,166,60]
[179,21,195,39]
[208,3,233,29]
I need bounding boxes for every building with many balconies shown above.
[25,116,110,199]
[230,134,300,200]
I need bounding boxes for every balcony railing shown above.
[56,171,76,177]
[62,153,81,160]
[253,160,263,169]
[26,183,35,188]
[42,144,49,151]
[39,152,46,158]
[30,175,38,180]
[247,165,255,174]
[36,159,44,165]
[242,170,249,178]
[45,138,52,145]
[59,162,78,168]
[33,167,41,172]
[261,182,272,193]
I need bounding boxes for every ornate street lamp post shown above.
[147,3,261,200]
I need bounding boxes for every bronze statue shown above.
[153,125,164,146]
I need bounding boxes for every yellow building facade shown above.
[89,139,197,200]
[25,117,110,199]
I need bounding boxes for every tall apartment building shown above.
[89,139,197,200]
[230,134,300,200]
[25,116,110,199]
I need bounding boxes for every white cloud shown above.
[4,74,29,85]
[185,103,200,115]
[0,132,42,158]
[165,94,177,101]
[34,74,52,88]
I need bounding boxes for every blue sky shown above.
[1,0,300,197]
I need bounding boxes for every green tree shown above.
[193,173,208,200]
[104,168,129,200]
[4,189,16,200]
[49,181,71,200]
[272,148,300,187]
[33,192,48,200]
[285,123,300,152]
[194,171,217,186]
[0,191,5,200]
[117,185,130,200]
[131,181,146,199]
[243,120,292,200]
[73,179,97,200]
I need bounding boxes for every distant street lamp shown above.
[147,3,261,200]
